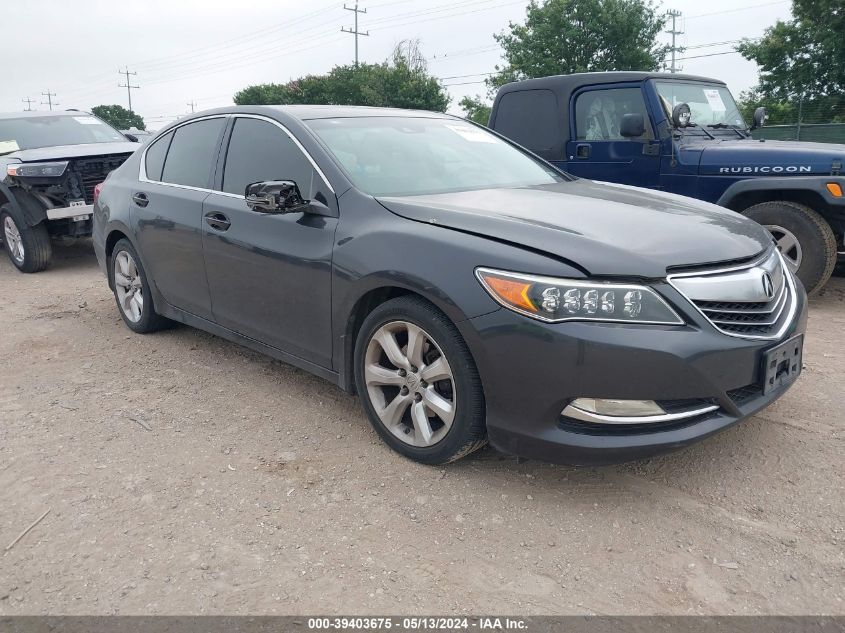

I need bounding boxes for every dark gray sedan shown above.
[92,105,807,465]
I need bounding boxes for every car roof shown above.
[0,110,92,120]
[496,71,724,99]
[174,104,455,122]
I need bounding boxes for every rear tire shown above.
[354,296,487,465]
[743,201,837,295]
[1,204,52,273]
[109,238,170,333]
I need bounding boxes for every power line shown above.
[118,66,140,112]
[41,89,58,111]
[21,97,36,111]
[686,0,788,19]
[665,9,684,73]
[341,3,369,66]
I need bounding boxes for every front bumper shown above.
[458,281,808,466]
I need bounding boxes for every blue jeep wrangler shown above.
[489,72,845,294]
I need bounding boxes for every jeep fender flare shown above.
[0,183,49,227]
[717,176,845,212]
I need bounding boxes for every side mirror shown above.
[751,106,768,131]
[620,113,646,138]
[124,133,140,143]
[671,103,692,128]
[245,180,309,214]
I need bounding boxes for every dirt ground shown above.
[0,240,842,616]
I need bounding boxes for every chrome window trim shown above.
[562,403,719,425]
[138,113,334,195]
[667,249,798,341]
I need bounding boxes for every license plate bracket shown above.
[762,334,803,395]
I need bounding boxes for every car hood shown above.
[2,142,139,163]
[696,138,845,176]
[377,180,772,278]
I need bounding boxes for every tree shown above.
[91,104,145,130]
[737,0,845,102]
[487,0,670,92]
[234,41,450,112]
[459,96,492,126]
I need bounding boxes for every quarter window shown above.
[221,118,315,197]
[161,118,225,188]
[575,88,653,141]
[143,131,173,182]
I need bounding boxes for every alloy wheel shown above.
[766,224,803,272]
[114,250,144,323]
[3,216,25,264]
[364,320,456,448]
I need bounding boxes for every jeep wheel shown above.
[743,201,837,295]
[1,204,52,273]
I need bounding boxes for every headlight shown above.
[6,161,68,178]
[475,268,683,325]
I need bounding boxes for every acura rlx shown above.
[92,106,807,465]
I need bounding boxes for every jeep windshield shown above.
[0,114,127,154]
[306,116,564,197]
[655,82,746,130]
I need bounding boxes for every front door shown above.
[201,116,337,368]
[564,86,661,188]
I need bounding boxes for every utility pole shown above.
[22,97,36,111]
[118,66,140,112]
[341,3,369,66]
[41,89,58,111]
[666,9,684,74]
[187,100,197,114]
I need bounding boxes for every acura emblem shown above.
[761,272,775,300]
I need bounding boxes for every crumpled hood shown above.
[377,180,773,278]
[697,138,845,176]
[3,142,139,163]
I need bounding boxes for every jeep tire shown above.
[1,203,52,273]
[743,201,837,295]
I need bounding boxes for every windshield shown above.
[655,82,746,128]
[0,115,127,153]
[306,116,563,197]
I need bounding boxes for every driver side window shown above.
[221,117,316,198]
[575,88,653,141]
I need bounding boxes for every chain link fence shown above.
[749,98,845,143]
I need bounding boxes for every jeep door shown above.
[133,117,227,319]
[564,85,661,188]
[201,115,337,368]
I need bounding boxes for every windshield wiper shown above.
[706,123,749,139]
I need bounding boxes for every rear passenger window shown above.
[144,131,173,182]
[161,118,225,188]
[494,90,559,154]
[221,117,315,197]
[575,88,653,141]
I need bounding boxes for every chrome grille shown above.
[669,250,796,340]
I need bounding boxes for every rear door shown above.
[133,117,226,318]
[564,85,661,188]
[201,115,337,368]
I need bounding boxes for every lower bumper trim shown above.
[561,402,719,425]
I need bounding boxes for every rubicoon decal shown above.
[718,166,813,174]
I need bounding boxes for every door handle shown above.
[204,212,231,231]
[132,192,149,207]
[575,144,591,159]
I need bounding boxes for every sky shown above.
[1,0,793,130]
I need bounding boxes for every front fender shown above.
[0,184,47,227]
[717,175,845,209]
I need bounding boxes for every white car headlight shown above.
[475,268,683,325]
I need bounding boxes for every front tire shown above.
[109,238,170,333]
[354,296,487,465]
[743,201,837,295]
[1,205,52,273]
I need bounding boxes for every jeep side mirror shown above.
[751,107,768,131]
[620,113,646,138]
[245,180,309,214]
[671,103,692,128]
